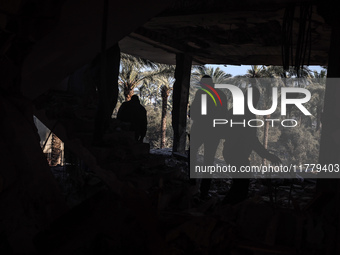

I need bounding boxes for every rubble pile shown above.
[43,134,323,255]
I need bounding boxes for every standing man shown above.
[117,95,147,143]
[190,75,229,198]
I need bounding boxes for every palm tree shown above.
[119,53,175,101]
[246,65,267,78]
[312,69,327,84]
[119,61,155,101]
[244,65,273,165]
[253,65,314,164]
[119,53,180,148]
[151,72,175,148]
[191,66,232,84]
[139,79,160,105]
[307,82,325,131]
[308,69,327,131]
[266,65,314,119]
[266,65,313,81]
[160,84,171,148]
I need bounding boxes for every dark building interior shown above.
[0,0,339,254]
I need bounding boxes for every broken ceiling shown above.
[120,0,332,66]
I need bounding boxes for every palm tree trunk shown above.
[316,106,322,131]
[51,133,62,166]
[161,86,170,148]
[262,114,270,165]
[124,84,134,101]
[160,109,167,148]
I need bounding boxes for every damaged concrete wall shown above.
[0,93,68,253]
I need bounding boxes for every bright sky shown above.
[206,64,324,76]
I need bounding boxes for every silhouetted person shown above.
[222,86,281,204]
[117,95,147,142]
[190,75,228,197]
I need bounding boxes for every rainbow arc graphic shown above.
[199,82,223,106]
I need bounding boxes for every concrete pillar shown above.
[93,43,120,143]
[0,94,68,253]
[318,25,340,188]
[317,24,340,255]
[172,53,192,153]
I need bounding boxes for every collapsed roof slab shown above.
[120,1,331,66]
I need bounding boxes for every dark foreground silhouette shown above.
[190,75,228,197]
[117,95,147,142]
[222,87,281,204]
